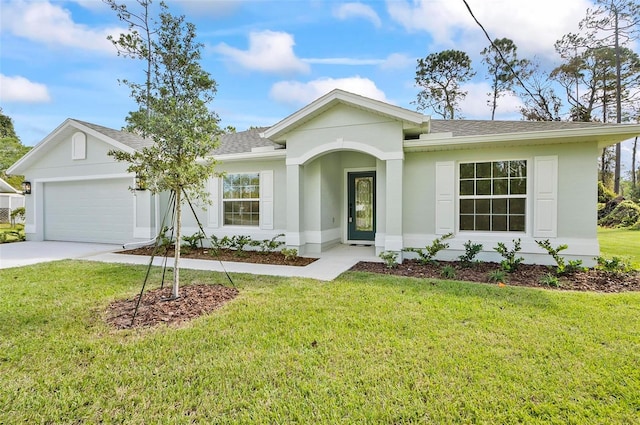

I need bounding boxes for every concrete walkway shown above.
[0,241,380,281]
[0,241,121,269]
[89,244,380,281]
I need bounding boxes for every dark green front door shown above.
[347,171,376,241]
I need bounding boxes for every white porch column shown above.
[286,164,304,252]
[384,159,403,252]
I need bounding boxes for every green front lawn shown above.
[598,226,640,268]
[1,261,639,423]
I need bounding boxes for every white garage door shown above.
[44,179,134,243]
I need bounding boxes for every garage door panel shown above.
[44,179,134,243]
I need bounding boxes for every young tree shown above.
[0,109,30,189]
[107,1,222,299]
[581,0,640,193]
[480,38,532,120]
[415,50,476,119]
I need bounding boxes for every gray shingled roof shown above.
[73,118,629,156]
[429,119,620,138]
[211,127,281,155]
[74,120,279,155]
[73,119,153,150]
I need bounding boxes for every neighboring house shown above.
[8,90,640,265]
[0,177,24,224]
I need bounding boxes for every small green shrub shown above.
[440,265,456,279]
[595,256,633,274]
[230,235,252,257]
[535,239,585,275]
[258,233,285,253]
[487,269,507,283]
[158,226,174,248]
[281,248,298,262]
[598,200,640,228]
[403,232,453,265]
[181,231,205,249]
[210,235,231,255]
[494,239,524,273]
[539,273,560,287]
[379,251,399,269]
[458,240,483,267]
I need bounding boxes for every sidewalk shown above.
[87,244,380,281]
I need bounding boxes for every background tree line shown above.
[415,0,639,195]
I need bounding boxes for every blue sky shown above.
[1,0,633,158]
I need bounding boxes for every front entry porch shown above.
[285,150,404,257]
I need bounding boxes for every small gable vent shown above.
[72,132,86,160]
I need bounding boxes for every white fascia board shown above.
[208,150,287,163]
[0,177,21,193]
[404,124,640,152]
[263,89,429,142]
[7,119,137,175]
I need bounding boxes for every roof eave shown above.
[403,125,640,152]
[210,149,287,163]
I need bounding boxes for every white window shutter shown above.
[208,177,220,228]
[435,161,455,234]
[533,156,558,238]
[260,170,274,230]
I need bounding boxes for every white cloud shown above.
[71,1,108,12]
[458,81,524,120]
[334,3,382,28]
[380,53,414,70]
[0,74,51,103]
[0,1,123,53]
[214,30,310,75]
[270,76,388,105]
[386,0,592,58]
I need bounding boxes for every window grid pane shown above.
[222,173,260,226]
[459,160,527,232]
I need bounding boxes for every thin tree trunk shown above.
[601,148,607,184]
[172,189,181,299]
[633,136,638,190]
[613,3,622,193]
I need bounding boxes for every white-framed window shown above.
[222,173,260,226]
[459,160,527,232]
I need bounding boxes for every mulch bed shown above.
[106,249,639,330]
[119,246,317,267]
[106,284,239,329]
[349,260,640,293]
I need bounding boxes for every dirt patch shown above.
[349,260,640,293]
[120,246,317,267]
[106,284,239,329]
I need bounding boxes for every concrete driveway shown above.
[0,241,121,269]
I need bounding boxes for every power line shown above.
[461,0,540,110]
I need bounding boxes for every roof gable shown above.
[7,119,149,175]
[262,89,430,142]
